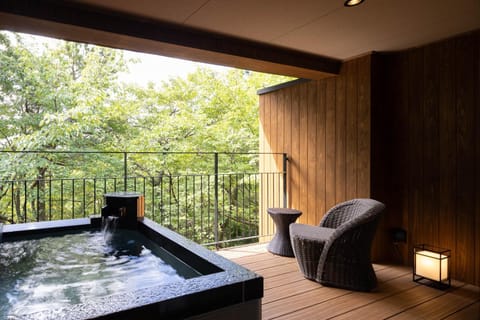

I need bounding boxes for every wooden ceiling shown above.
[1,0,479,79]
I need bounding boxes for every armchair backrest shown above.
[319,198,384,229]
[316,199,385,290]
[318,198,385,271]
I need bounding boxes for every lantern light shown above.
[413,244,450,289]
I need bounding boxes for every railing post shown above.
[11,181,14,223]
[23,180,27,223]
[283,153,288,208]
[214,152,219,249]
[124,152,128,192]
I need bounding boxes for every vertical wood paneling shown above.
[274,93,281,218]
[298,83,309,221]
[267,93,276,236]
[306,82,318,225]
[259,56,371,227]
[325,78,337,211]
[455,34,476,283]
[259,31,479,285]
[381,52,410,264]
[259,93,271,239]
[277,89,285,195]
[259,95,265,166]
[438,38,457,277]
[475,31,480,287]
[290,86,300,210]
[284,88,292,207]
[275,90,285,210]
[335,68,347,204]
[370,30,480,286]
[270,92,279,208]
[397,54,410,264]
[346,60,358,200]
[370,53,392,262]
[423,43,440,248]
[357,55,371,198]
[407,47,425,247]
[316,81,327,224]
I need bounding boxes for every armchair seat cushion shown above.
[289,224,335,280]
[290,224,335,242]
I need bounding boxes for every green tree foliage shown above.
[0,32,129,221]
[123,68,290,174]
[0,34,128,152]
[0,32,290,245]
[115,69,290,246]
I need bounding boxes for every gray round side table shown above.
[267,208,302,257]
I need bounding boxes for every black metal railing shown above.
[0,151,287,247]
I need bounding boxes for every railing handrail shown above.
[0,150,286,155]
[0,171,284,183]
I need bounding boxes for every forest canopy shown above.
[0,31,289,243]
[0,31,291,156]
[0,31,292,178]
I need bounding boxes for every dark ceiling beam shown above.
[0,0,341,79]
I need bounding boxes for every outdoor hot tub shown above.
[0,195,263,320]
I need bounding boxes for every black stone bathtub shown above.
[0,217,263,319]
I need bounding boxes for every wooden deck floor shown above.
[217,244,480,320]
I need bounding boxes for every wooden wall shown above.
[259,55,372,244]
[259,30,479,286]
[371,30,480,286]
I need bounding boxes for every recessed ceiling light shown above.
[344,0,365,7]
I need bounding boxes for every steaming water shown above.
[0,226,199,318]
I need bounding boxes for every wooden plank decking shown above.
[218,244,480,320]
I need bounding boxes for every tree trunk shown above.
[14,188,22,223]
[36,168,47,221]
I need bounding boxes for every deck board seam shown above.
[324,280,435,319]
[262,287,344,306]
[376,270,413,283]
[263,291,354,320]
[439,300,480,320]
[258,268,298,279]
[264,265,411,292]
[264,278,306,290]
[381,284,465,320]
[247,261,297,270]
[234,259,297,267]
[325,291,420,319]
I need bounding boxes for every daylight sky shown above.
[119,50,231,86]
[19,31,231,86]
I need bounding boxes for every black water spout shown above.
[101,192,144,230]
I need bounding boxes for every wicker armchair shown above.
[289,198,385,291]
